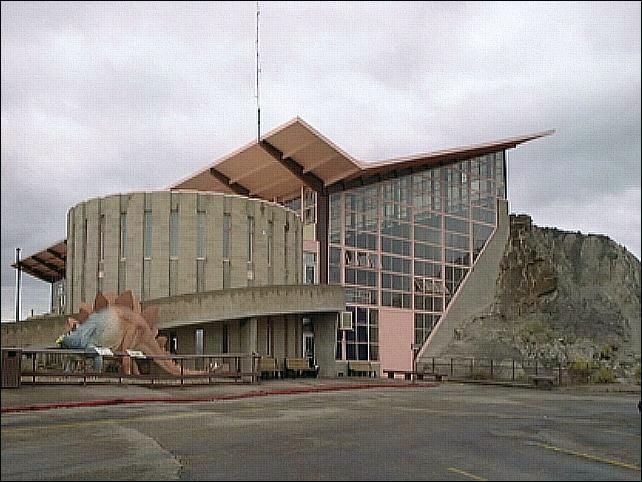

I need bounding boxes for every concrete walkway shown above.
[1,377,432,412]
[3,377,637,413]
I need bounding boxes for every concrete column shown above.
[230,198,248,287]
[177,192,197,295]
[316,192,329,284]
[125,193,144,301]
[240,317,258,353]
[205,194,223,291]
[65,211,74,315]
[151,192,170,299]
[314,312,338,378]
[102,195,121,294]
[240,317,258,381]
[272,208,286,284]
[84,198,100,304]
[72,203,85,310]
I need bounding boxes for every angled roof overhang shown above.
[171,117,362,201]
[12,240,67,283]
[170,118,554,201]
[333,130,555,189]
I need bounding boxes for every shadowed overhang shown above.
[170,117,554,201]
[11,240,67,283]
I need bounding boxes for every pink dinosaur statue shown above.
[57,290,208,376]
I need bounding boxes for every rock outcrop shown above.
[443,214,641,380]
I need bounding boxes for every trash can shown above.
[2,348,22,388]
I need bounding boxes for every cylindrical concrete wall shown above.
[65,191,303,314]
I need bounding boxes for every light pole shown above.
[15,247,22,322]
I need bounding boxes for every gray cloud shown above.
[1,1,639,320]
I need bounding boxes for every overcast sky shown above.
[1,1,640,321]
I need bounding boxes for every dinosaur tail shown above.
[137,340,212,377]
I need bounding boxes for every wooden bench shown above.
[383,370,447,381]
[419,372,447,382]
[529,374,555,389]
[258,357,281,379]
[348,361,376,377]
[284,357,318,378]
[383,370,418,381]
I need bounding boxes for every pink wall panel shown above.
[379,308,414,372]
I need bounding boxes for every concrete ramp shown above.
[417,200,509,363]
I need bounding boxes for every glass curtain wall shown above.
[331,152,505,360]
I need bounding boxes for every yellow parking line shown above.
[601,428,641,439]
[447,467,487,481]
[536,442,640,471]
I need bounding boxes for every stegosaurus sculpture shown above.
[57,290,205,376]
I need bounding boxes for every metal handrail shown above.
[9,348,261,386]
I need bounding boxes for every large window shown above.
[223,213,231,260]
[247,216,254,262]
[196,210,205,259]
[303,189,316,224]
[336,307,378,361]
[267,220,273,267]
[170,210,179,258]
[119,212,127,260]
[304,251,316,284]
[143,210,152,259]
[329,151,504,356]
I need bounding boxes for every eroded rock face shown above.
[445,214,641,379]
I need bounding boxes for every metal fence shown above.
[417,356,615,386]
[15,349,261,386]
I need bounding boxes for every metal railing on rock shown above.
[416,356,617,386]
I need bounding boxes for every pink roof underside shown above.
[170,117,554,201]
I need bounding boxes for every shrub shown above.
[465,368,488,380]
[567,358,598,383]
[591,366,615,384]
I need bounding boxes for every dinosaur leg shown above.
[122,356,132,375]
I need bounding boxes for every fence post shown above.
[432,357,435,373]
[450,358,453,377]
[490,359,494,379]
[180,358,184,386]
[512,359,515,381]
[470,358,473,376]
[535,359,538,375]
[32,354,36,384]
[558,362,562,386]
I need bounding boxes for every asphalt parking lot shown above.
[2,382,640,480]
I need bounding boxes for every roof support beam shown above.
[302,153,340,173]
[260,140,326,194]
[209,167,250,196]
[250,177,294,196]
[228,161,274,184]
[281,138,318,159]
[323,167,361,186]
[46,248,66,262]
[30,255,66,277]
[14,262,59,283]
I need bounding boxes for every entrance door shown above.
[303,333,315,365]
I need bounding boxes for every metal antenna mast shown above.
[255,1,261,141]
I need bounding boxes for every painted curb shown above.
[1,382,436,413]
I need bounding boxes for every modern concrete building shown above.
[9,117,552,377]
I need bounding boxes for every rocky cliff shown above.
[444,214,641,379]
